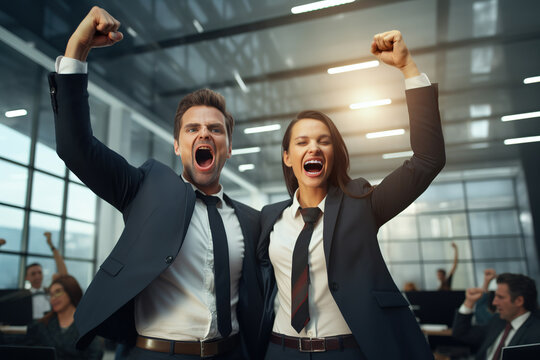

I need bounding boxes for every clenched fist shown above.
[370,30,419,78]
[66,6,123,61]
[464,287,484,309]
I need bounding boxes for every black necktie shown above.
[291,207,322,333]
[196,191,232,337]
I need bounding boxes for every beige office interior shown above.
[1,0,539,328]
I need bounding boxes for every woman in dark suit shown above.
[257,30,445,359]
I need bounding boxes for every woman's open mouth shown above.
[303,159,323,177]
[195,145,215,171]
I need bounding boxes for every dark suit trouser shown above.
[128,345,244,360]
[265,342,367,360]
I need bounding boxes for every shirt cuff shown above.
[459,304,474,314]
[405,73,431,90]
[55,56,88,74]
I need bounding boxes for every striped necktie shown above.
[291,207,321,333]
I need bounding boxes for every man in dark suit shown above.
[453,273,540,360]
[48,6,262,359]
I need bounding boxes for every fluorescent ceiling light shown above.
[126,27,138,38]
[382,151,413,159]
[193,19,204,33]
[501,111,540,122]
[244,124,281,134]
[5,109,27,118]
[523,76,540,84]
[232,147,261,155]
[504,135,540,145]
[469,104,491,118]
[327,60,379,74]
[350,99,391,110]
[233,70,249,93]
[366,129,405,139]
[238,164,255,172]
[291,0,355,14]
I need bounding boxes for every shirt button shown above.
[330,282,339,292]
[307,331,313,337]
[165,256,174,264]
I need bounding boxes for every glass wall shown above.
[0,41,108,290]
[381,176,530,291]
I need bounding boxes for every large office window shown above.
[381,174,531,290]
[0,41,108,290]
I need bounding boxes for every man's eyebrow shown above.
[182,122,200,128]
[208,123,226,128]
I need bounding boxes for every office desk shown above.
[0,325,27,335]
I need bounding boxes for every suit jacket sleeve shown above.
[370,84,446,227]
[48,73,144,212]
[452,311,490,346]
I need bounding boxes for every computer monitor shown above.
[404,290,465,327]
[0,289,33,325]
[502,343,540,360]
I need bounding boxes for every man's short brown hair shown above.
[173,89,234,144]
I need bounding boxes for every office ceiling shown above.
[1,0,539,194]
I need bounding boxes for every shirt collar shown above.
[290,188,326,220]
[510,311,531,330]
[181,174,226,205]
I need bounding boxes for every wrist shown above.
[464,300,476,309]
[400,60,420,79]
[65,36,90,62]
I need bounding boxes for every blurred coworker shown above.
[437,242,458,290]
[474,268,497,326]
[25,262,49,320]
[26,275,103,360]
[25,232,69,319]
[404,282,420,292]
[453,273,540,360]
[44,231,68,281]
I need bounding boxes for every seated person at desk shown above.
[25,275,103,360]
[452,273,540,360]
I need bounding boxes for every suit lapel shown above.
[508,313,533,346]
[480,318,507,356]
[225,194,244,228]
[323,185,343,267]
[225,194,254,255]
[260,199,292,250]
[175,177,196,255]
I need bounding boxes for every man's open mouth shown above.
[303,159,323,176]
[195,145,215,170]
